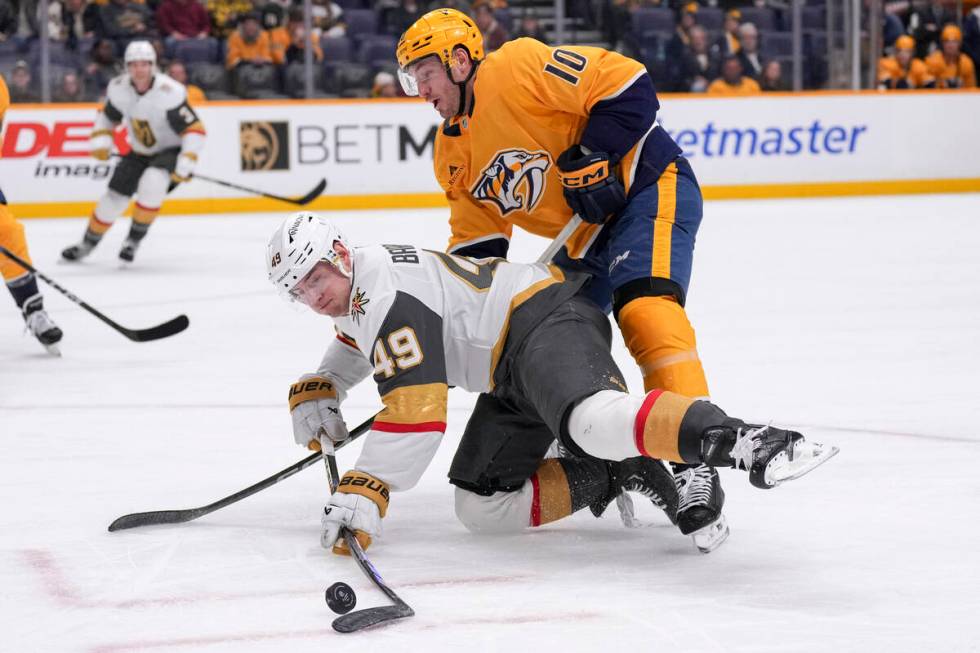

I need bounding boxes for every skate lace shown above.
[677,465,714,511]
[24,310,58,338]
[623,473,668,510]
[731,424,767,471]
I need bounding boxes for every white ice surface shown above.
[2,194,980,652]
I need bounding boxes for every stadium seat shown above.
[343,9,380,41]
[320,35,353,62]
[697,7,723,31]
[802,7,826,30]
[234,63,287,99]
[283,62,334,98]
[631,8,674,36]
[739,7,778,31]
[762,31,793,57]
[174,38,220,64]
[358,35,397,66]
[189,62,235,99]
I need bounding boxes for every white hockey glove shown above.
[171,152,197,183]
[288,374,349,451]
[89,130,113,161]
[322,470,390,555]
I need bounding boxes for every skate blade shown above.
[43,342,62,357]
[615,492,641,528]
[766,441,840,486]
[691,514,730,554]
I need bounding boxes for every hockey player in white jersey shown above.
[269,212,837,554]
[62,41,206,264]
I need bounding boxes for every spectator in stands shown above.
[166,59,207,102]
[473,0,508,52]
[905,0,956,59]
[226,11,273,69]
[53,71,86,101]
[513,15,546,42]
[759,59,785,91]
[310,0,344,38]
[925,24,977,88]
[0,0,19,41]
[208,0,254,40]
[736,22,762,80]
[271,7,323,65]
[8,60,40,102]
[260,0,288,32]
[669,24,719,92]
[371,70,398,97]
[715,8,741,58]
[84,37,122,97]
[965,7,980,73]
[385,0,424,39]
[665,2,698,64]
[601,0,632,53]
[61,0,101,50]
[707,54,761,94]
[156,0,210,51]
[878,34,933,89]
[101,0,155,47]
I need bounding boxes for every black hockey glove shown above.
[556,145,627,224]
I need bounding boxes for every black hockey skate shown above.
[22,295,63,354]
[673,464,729,553]
[702,420,839,489]
[118,238,140,263]
[61,240,95,261]
[593,457,679,525]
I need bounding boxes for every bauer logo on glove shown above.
[556,145,627,224]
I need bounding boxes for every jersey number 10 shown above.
[544,49,588,86]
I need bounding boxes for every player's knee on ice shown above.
[454,485,534,533]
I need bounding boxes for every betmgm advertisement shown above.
[2,92,978,217]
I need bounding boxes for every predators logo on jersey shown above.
[472,148,551,216]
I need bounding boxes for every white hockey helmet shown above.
[267,211,352,301]
[124,40,157,68]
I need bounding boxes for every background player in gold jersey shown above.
[397,9,727,552]
[0,74,63,354]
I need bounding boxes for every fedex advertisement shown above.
[1,91,978,217]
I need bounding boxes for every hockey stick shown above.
[0,246,189,343]
[536,215,582,264]
[192,173,327,206]
[323,452,414,633]
[108,154,326,206]
[107,415,375,531]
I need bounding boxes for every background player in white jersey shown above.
[61,41,206,264]
[268,212,836,554]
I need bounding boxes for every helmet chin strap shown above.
[447,56,479,118]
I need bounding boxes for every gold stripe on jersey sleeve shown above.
[377,383,448,425]
[487,265,566,389]
[652,162,678,279]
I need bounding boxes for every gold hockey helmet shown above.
[396,8,484,95]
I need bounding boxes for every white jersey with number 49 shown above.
[95,73,204,156]
[312,244,577,491]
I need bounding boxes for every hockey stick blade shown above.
[107,415,374,531]
[192,173,327,206]
[332,603,415,633]
[0,246,190,343]
[121,314,190,342]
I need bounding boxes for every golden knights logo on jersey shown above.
[472,148,551,216]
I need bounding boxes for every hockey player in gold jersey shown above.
[878,35,935,90]
[925,25,977,89]
[396,9,727,551]
[0,73,63,353]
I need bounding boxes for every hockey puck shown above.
[325,581,356,614]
